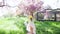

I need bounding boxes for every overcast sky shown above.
[0,0,60,9]
[42,0,60,9]
[0,0,60,16]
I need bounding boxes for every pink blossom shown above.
[18,0,44,13]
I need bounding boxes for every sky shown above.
[42,0,60,9]
[0,0,60,17]
[0,0,60,9]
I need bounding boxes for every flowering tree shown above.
[43,5,52,20]
[18,0,44,34]
[18,0,44,17]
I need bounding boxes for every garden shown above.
[0,16,60,34]
[0,0,60,34]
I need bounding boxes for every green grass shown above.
[35,21,60,34]
[0,17,27,34]
[0,17,60,34]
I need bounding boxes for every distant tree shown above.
[43,5,52,20]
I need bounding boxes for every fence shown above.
[36,9,60,21]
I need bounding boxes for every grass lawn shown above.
[0,17,60,34]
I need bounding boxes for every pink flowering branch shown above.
[18,0,44,17]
